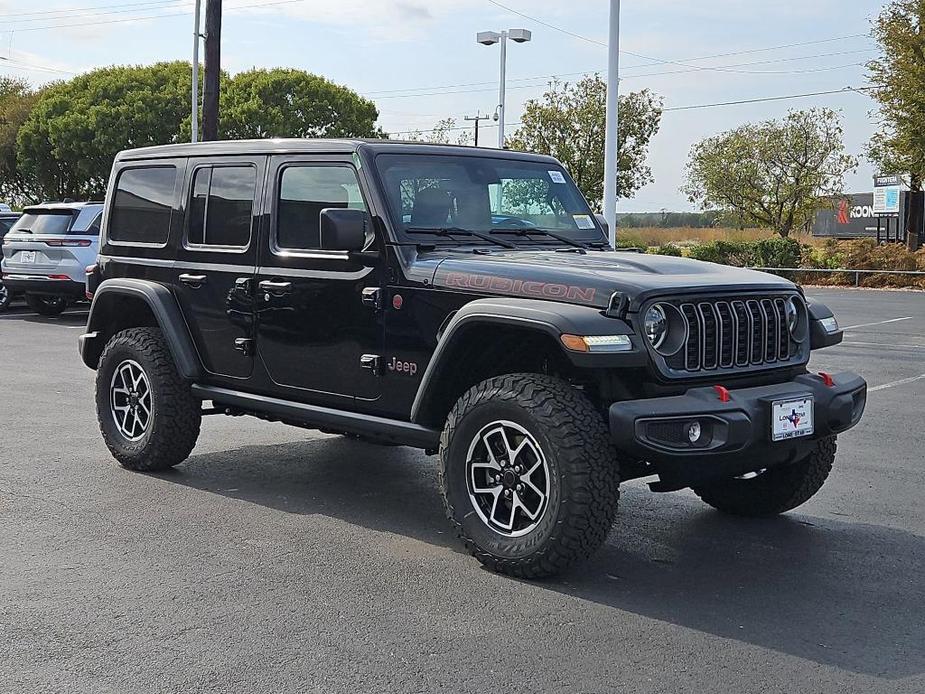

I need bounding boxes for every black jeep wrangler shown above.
[80,140,866,577]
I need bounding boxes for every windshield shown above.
[375,153,605,243]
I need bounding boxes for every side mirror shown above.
[594,213,609,235]
[320,208,367,252]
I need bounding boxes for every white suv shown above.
[1,202,103,316]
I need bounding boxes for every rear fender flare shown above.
[80,279,201,379]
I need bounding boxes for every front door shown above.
[255,156,382,405]
[173,156,265,380]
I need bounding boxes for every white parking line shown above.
[841,316,912,331]
[843,340,925,350]
[869,373,925,392]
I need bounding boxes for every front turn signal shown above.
[560,334,632,353]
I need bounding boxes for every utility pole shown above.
[191,0,202,143]
[464,111,491,146]
[202,0,222,141]
[602,0,621,246]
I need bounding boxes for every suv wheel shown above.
[25,293,67,316]
[693,435,836,516]
[96,327,202,471]
[440,373,620,578]
[0,283,10,312]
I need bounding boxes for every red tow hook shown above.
[818,372,835,387]
[713,385,731,402]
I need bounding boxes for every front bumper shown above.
[609,371,866,488]
[0,274,85,297]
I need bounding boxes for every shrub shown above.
[648,243,682,257]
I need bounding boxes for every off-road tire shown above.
[95,327,201,471]
[693,435,837,517]
[25,293,67,316]
[439,373,621,579]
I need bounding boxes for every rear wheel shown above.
[95,327,201,471]
[440,373,621,578]
[0,283,10,312]
[694,435,837,516]
[25,293,67,316]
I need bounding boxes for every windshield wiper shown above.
[491,227,590,250]
[405,226,516,250]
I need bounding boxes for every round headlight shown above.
[785,297,800,335]
[644,304,668,350]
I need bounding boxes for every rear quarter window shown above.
[108,166,177,245]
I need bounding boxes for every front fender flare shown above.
[409,297,645,423]
[79,278,201,380]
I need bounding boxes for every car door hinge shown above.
[234,337,254,356]
[360,353,381,375]
[235,277,253,293]
[361,287,382,310]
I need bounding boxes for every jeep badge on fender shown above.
[79,139,866,579]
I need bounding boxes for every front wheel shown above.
[693,435,837,516]
[25,293,67,316]
[95,327,202,471]
[439,373,621,579]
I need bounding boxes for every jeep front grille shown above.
[672,297,795,373]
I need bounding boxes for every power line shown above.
[384,84,878,135]
[0,55,77,75]
[368,62,867,101]
[3,1,194,26]
[484,0,872,76]
[0,0,184,20]
[362,47,875,98]
[662,85,877,112]
[0,0,306,33]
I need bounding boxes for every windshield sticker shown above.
[573,214,595,229]
[548,170,566,184]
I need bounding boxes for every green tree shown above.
[402,117,471,145]
[506,75,662,208]
[221,68,383,139]
[867,0,925,249]
[682,109,857,238]
[0,77,41,205]
[17,62,195,199]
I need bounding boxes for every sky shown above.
[0,0,887,212]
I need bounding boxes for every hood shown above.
[428,249,795,311]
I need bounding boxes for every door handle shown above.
[179,273,207,287]
[258,280,292,296]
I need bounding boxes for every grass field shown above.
[616,226,782,247]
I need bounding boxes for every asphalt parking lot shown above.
[1,288,923,694]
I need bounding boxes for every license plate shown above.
[19,250,36,263]
[771,397,814,441]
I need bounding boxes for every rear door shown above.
[173,156,265,380]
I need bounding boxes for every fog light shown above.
[687,421,702,444]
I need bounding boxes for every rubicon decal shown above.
[442,271,596,303]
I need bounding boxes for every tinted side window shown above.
[277,166,366,250]
[187,166,256,248]
[109,167,177,244]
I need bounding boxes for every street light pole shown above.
[602,0,621,247]
[497,31,507,148]
[191,0,201,143]
[477,28,531,149]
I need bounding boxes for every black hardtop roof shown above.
[115,138,561,164]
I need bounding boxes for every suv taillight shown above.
[85,263,101,300]
[45,239,92,247]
